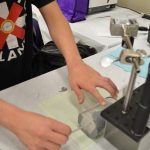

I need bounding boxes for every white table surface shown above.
[0,6,150,150]
[0,43,149,150]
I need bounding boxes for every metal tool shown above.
[102,69,150,150]
[110,18,147,114]
[120,28,147,114]
[101,18,150,150]
[120,49,146,114]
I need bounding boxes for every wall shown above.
[118,0,150,14]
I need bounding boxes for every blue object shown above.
[107,46,150,79]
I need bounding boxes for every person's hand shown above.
[11,110,71,150]
[68,60,118,105]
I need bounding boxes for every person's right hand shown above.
[11,110,71,150]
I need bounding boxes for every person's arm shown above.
[0,100,20,131]
[40,1,118,104]
[40,1,81,67]
[0,99,71,150]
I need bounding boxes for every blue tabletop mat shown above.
[106,46,150,79]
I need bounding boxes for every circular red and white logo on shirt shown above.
[1,20,15,34]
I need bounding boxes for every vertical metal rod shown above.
[121,26,140,114]
[122,59,139,114]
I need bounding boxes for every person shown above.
[0,0,118,150]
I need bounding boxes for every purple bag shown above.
[57,0,89,23]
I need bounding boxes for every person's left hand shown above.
[68,60,118,105]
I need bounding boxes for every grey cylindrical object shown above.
[122,60,138,114]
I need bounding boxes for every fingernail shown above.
[79,101,82,104]
[79,98,83,104]
[114,93,119,99]
[79,96,84,103]
[101,101,106,106]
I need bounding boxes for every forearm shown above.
[40,1,82,68]
[0,100,21,133]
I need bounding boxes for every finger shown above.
[51,119,71,136]
[88,87,106,105]
[101,77,118,92]
[72,85,84,104]
[96,80,117,97]
[29,147,42,150]
[46,130,68,145]
[42,141,60,150]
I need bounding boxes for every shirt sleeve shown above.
[31,0,54,8]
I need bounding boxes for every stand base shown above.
[101,84,149,141]
[104,122,150,150]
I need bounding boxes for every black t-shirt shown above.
[0,0,53,90]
